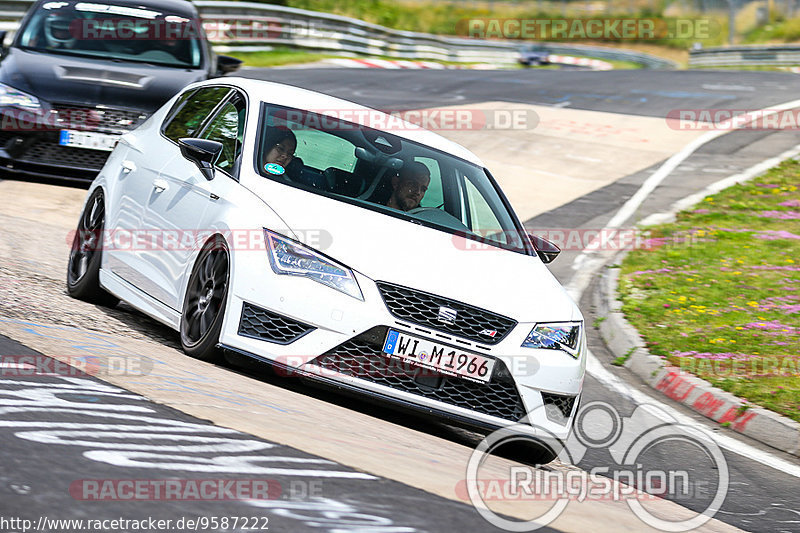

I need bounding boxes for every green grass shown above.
[227,47,636,70]
[225,48,334,67]
[744,16,800,43]
[286,0,728,50]
[612,346,637,366]
[618,159,800,422]
[593,58,645,69]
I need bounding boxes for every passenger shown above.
[262,128,297,177]
[386,161,430,212]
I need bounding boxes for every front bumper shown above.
[219,266,585,440]
[0,105,147,182]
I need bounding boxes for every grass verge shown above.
[226,48,627,70]
[224,48,334,67]
[618,159,800,422]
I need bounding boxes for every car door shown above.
[103,89,199,290]
[138,88,246,311]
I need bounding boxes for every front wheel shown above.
[66,188,119,307]
[180,237,230,362]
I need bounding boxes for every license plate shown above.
[382,329,495,383]
[59,130,119,152]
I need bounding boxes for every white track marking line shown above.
[639,143,800,227]
[586,351,800,478]
[565,98,800,475]
[606,98,800,231]
[567,98,800,299]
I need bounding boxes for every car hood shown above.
[0,48,206,111]
[256,182,581,323]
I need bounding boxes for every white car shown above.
[67,77,586,461]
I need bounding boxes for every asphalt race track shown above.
[1,68,800,532]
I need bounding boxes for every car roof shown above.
[35,0,198,17]
[213,77,485,167]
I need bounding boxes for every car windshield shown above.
[256,104,530,254]
[17,1,203,68]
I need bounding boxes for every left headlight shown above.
[0,82,41,109]
[522,321,582,358]
[264,229,363,301]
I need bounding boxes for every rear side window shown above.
[162,87,231,141]
[295,129,356,173]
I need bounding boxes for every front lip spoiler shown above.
[220,343,515,434]
[0,155,98,183]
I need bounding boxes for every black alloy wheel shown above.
[66,189,119,306]
[180,237,229,362]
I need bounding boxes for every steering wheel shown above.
[407,206,469,231]
[407,206,441,215]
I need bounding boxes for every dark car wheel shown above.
[180,236,229,362]
[66,189,119,307]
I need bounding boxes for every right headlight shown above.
[264,229,363,301]
[0,82,41,109]
[521,321,582,358]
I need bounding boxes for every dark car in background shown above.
[517,44,550,67]
[0,0,241,182]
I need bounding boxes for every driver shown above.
[44,12,77,49]
[386,161,430,212]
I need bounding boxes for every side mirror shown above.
[216,55,243,75]
[178,138,222,181]
[529,234,561,264]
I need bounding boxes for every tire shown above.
[495,438,561,466]
[66,188,119,307]
[180,236,230,362]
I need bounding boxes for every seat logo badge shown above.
[437,306,457,324]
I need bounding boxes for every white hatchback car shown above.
[67,77,585,461]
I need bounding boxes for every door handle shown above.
[121,160,136,174]
[152,178,168,192]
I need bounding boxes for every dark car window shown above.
[162,87,231,141]
[17,1,205,68]
[199,93,246,174]
[256,104,528,254]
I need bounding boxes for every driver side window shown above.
[162,86,231,142]
[199,94,246,174]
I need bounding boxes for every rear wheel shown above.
[66,189,119,307]
[180,237,229,362]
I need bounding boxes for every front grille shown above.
[22,140,109,170]
[541,392,577,425]
[51,104,147,134]
[313,326,527,422]
[0,131,16,148]
[376,281,517,345]
[238,302,315,344]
